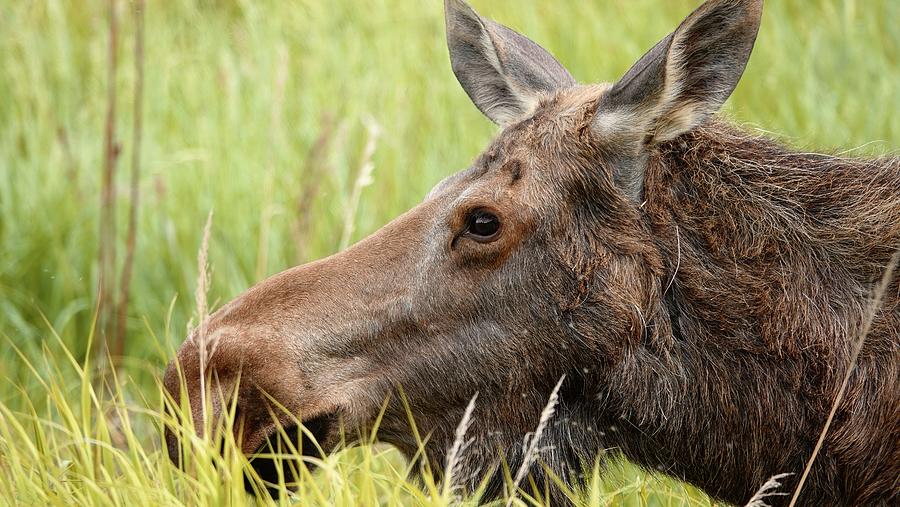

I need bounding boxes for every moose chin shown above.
[163,0,900,505]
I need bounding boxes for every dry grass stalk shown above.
[292,113,338,262]
[254,44,290,281]
[192,211,214,426]
[113,0,145,363]
[271,44,289,142]
[97,0,120,360]
[744,473,793,507]
[507,375,565,507]
[56,127,81,201]
[787,246,900,506]
[339,118,381,250]
[442,393,478,499]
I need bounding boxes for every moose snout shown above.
[162,331,267,449]
[162,326,341,495]
[161,321,339,469]
[162,336,236,465]
[160,231,415,484]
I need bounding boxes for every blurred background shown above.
[0,0,897,504]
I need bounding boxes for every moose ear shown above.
[594,0,762,198]
[597,0,763,141]
[445,0,576,126]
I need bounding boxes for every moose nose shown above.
[161,328,333,496]
[162,336,211,466]
[162,353,189,466]
[162,333,244,464]
[161,326,300,463]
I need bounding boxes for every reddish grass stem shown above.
[113,0,145,363]
[97,0,120,361]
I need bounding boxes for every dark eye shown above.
[465,210,501,241]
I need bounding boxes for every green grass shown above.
[0,0,897,505]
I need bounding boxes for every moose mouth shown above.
[245,413,337,496]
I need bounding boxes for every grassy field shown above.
[0,0,897,505]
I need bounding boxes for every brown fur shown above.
[164,1,899,505]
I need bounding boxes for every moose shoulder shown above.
[164,0,900,505]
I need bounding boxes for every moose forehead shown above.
[427,84,612,203]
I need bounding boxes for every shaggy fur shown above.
[407,102,900,505]
[164,1,899,505]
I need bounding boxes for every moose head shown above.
[164,0,900,505]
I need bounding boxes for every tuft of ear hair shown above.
[444,0,575,126]
[594,0,763,200]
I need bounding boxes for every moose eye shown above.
[464,209,501,241]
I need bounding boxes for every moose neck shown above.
[574,120,900,505]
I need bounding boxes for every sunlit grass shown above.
[0,0,897,505]
[1,326,714,506]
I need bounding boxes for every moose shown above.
[164,0,899,504]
